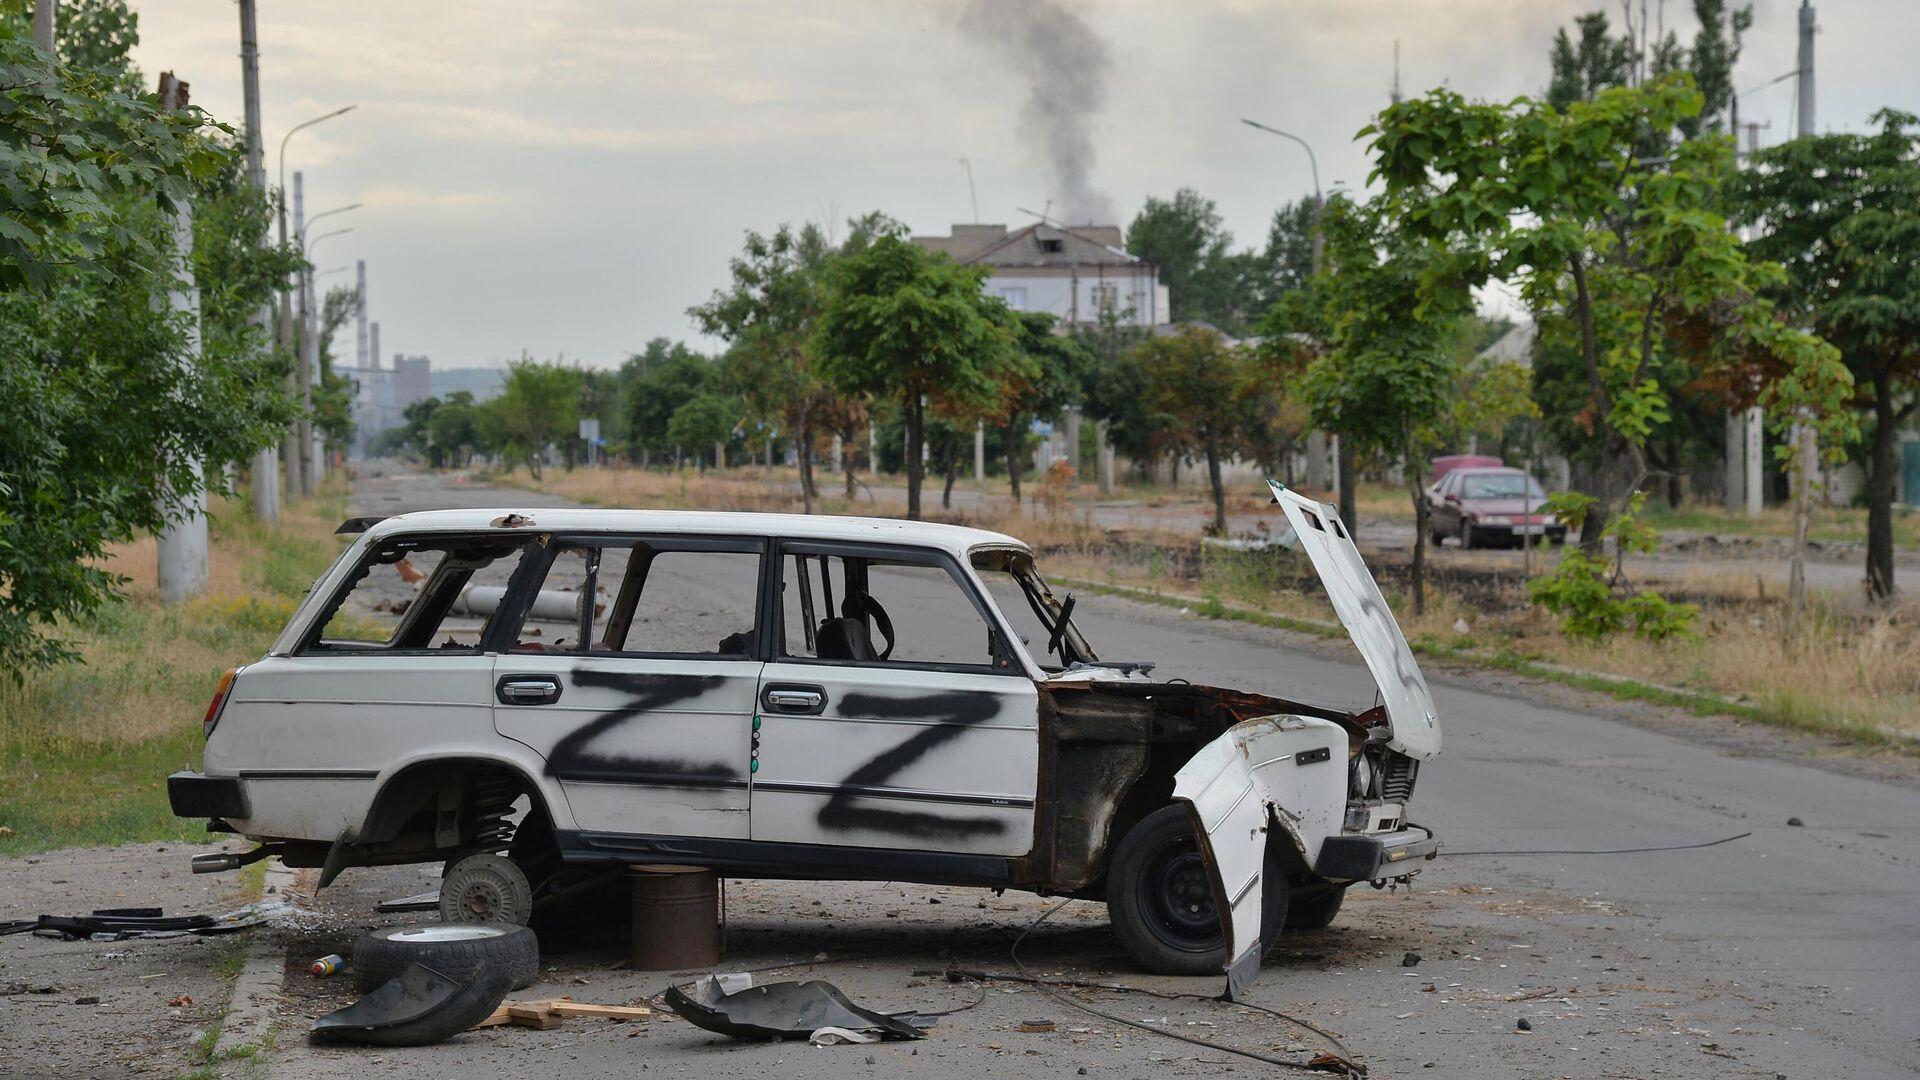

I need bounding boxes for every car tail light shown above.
[203,668,237,739]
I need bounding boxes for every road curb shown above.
[211,860,297,1072]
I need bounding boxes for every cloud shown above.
[361,185,509,210]
[379,102,684,150]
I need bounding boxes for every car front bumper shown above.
[1474,523,1567,543]
[1314,825,1440,881]
[168,771,249,820]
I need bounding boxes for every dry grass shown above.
[0,486,349,854]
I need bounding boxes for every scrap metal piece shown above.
[664,976,927,1042]
[310,962,511,1047]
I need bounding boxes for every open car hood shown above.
[1269,481,1441,759]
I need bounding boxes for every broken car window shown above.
[780,552,1003,669]
[511,541,761,656]
[306,535,532,652]
[970,549,1093,669]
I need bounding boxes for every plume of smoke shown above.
[958,0,1114,224]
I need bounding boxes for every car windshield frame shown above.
[969,546,1096,671]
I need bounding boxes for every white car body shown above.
[171,491,1439,992]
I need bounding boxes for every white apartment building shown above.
[912,223,1171,328]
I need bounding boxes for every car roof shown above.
[1456,467,1528,477]
[356,508,1030,559]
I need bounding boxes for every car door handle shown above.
[496,675,562,705]
[762,684,826,714]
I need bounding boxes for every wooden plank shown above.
[473,1004,514,1029]
[507,1004,563,1030]
[547,1002,652,1021]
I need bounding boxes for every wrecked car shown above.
[170,482,1438,990]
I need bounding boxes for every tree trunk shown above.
[1865,370,1900,600]
[843,435,858,499]
[1336,437,1356,535]
[942,450,959,509]
[797,412,816,515]
[905,396,925,520]
[1204,437,1226,536]
[1407,464,1429,616]
[1005,417,1023,503]
[1664,430,1683,508]
[1568,254,1615,555]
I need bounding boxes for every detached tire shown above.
[1106,805,1288,976]
[351,924,539,994]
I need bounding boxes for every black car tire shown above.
[315,964,513,1047]
[1107,804,1288,975]
[350,924,539,994]
[1459,522,1477,550]
[1284,886,1346,931]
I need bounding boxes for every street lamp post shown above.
[297,213,358,489]
[1241,118,1351,529]
[274,105,356,496]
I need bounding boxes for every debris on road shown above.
[374,890,440,913]
[1515,1018,1533,1031]
[664,974,928,1043]
[2,902,288,941]
[309,953,345,977]
[472,996,652,1029]
[1401,952,1422,967]
[310,962,511,1047]
[1019,1019,1056,1032]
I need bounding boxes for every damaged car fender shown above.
[1171,714,1348,998]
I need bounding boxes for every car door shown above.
[750,541,1040,857]
[491,536,766,841]
[1431,472,1461,537]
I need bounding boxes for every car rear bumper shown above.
[168,771,249,820]
[1475,523,1566,543]
[1314,825,1439,881]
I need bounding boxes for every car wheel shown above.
[1459,523,1476,550]
[1283,885,1346,931]
[349,923,539,994]
[1106,805,1288,975]
[440,853,535,927]
[1549,534,1567,548]
[1429,528,1446,548]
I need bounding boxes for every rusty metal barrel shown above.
[626,864,722,970]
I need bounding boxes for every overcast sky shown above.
[131,1,1913,370]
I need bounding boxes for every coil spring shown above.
[470,775,519,852]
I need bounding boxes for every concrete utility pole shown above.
[291,171,313,495]
[155,73,209,602]
[1787,0,1818,615]
[275,104,357,498]
[32,0,54,52]
[973,421,986,483]
[237,0,279,523]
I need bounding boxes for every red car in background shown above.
[1426,466,1566,549]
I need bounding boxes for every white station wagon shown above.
[171,483,1439,993]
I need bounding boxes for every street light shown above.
[299,202,362,244]
[1242,117,1350,529]
[274,104,356,498]
[1240,118,1323,273]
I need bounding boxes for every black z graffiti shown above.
[817,691,1011,841]
[544,670,736,783]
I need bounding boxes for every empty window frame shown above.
[507,537,764,658]
[303,534,534,653]
[777,545,1015,673]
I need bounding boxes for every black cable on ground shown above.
[1438,831,1750,858]
[1007,897,1364,1076]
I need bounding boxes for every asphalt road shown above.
[257,465,1920,1078]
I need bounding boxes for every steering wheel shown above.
[846,594,896,660]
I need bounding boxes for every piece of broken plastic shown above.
[665,975,927,1042]
[310,961,511,1047]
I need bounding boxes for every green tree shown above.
[1294,197,1467,612]
[313,284,358,457]
[1368,77,1852,551]
[1135,325,1254,535]
[1732,110,1920,600]
[622,341,716,467]
[815,234,1023,520]
[666,395,740,473]
[0,14,289,674]
[995,312,1090,502]
[481,358,582,479]
[426,391,480,467]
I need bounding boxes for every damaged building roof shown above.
[912,223,1146,269]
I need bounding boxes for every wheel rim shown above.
[388,925,507,943]
[1136,836,1223,953]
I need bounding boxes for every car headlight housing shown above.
[1350,753,1379,800]
[1482,515,1512,525]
